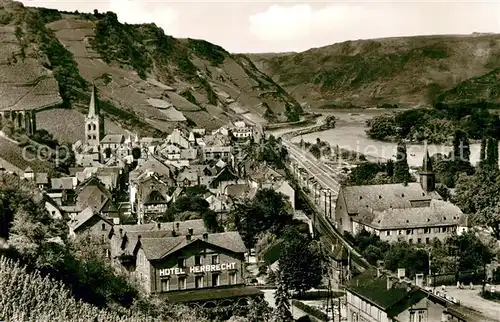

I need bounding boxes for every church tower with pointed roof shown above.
[419,147,435,192]
[85,84,104,148]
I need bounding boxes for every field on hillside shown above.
[37,108,129,143]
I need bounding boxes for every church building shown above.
[334,149,467,243]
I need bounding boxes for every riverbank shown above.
[263,113,322,130]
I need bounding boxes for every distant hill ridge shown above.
[250,33,500,108]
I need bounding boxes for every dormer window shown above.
[401,194,405,197]
[443,217,446,220]
[359,196,363,200]
[379,195,382,199]
[427,218,430,222]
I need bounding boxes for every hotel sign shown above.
[159,262,237,276]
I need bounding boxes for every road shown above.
[282,140,371,271]
[443,287,500,321]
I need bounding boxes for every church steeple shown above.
[88,84,97,118]
[85,84,102,149]
[420,147,435,192]
[422,148,433,173]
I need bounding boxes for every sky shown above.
[19,1,500,53]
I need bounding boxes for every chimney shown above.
[387,276,394,290]
[203,233,208,240]
[176,222,180,230]
[188,228,193,235]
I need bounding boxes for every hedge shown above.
[291,299,328,321]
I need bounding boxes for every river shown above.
[271,109,493,168]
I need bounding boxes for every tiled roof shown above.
[51,177,74,190]
[225,184,251,198]
[180,148,197,160]
[346,269,418,311]
[355,199,464,230]
[101,134,124,144]
[177,170,198,182]
[341,183,442,214]
[35,172,48,185]
[140,231,247,260]
[70,206,111,232]
[115,219,206,236]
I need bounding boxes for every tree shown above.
[454,167,500,237]
[1,120,14,138]
[309,145,321,159]
[246,297,272,322]
[386,159,394,177]
[393,141,411,183]
[131,147,141,159]
[477,202,500,240]
[279,227,322,295]
[480,137,487,165]
[347,162,386,186]
[445,231,494,272]
[229,189,292,248]
[383,242,429,277]
[452,130,470,162]
[324,115,336,129]
[274,269,293,322]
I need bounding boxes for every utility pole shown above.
[338,297,342,322]
[329,190,332,219]
[324,190,328,216]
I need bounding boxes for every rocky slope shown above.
[0,0,301,144]
[249,34,500,109]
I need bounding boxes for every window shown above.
[178,258,185,268]
[229,272,237,285]
[386,230,390,236]
[417,238,422,244]
[93,135,96,140]
[161,279,170,292]
[93,124,96,131]
[442,227,447,233]
[406,229,411,235]
[211,273,220,287]
[212,255,219,265]
[88,124,91,130]
[195,255,202,266]
[88,135,92,140]
[195,275,203,288]
[398,230,402,235]
[409,239,413,244]
[178,277,186,290]
[424,228,429,234]
[426,237,430,244]
[101,223,106,231]
[417,310,425,322]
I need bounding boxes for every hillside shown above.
[0,0,301,144]
[250,34,500,108]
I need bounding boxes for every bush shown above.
[291,300,328,321]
